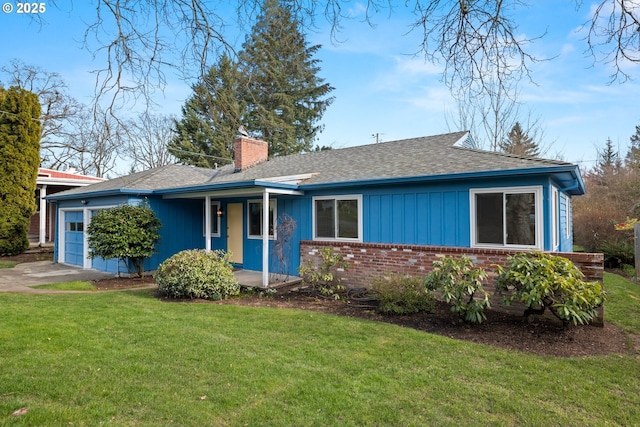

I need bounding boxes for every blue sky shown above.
[1,1,638,174]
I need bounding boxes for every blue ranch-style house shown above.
[48,131,585,287]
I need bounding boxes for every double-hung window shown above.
[470,186,542,249]
[313,195,362,241]
[248,199,276,239]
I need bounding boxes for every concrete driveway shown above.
[0,261,116,293]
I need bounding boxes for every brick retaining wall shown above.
[300,241,605,325]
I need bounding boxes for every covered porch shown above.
[159,177,310,288]
[234,269,303,290]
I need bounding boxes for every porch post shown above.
[262,189,269,288]
[39,185,47,245]
[204,195,211,252]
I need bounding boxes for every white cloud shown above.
[371,55,442,92]
[403,86,452,112]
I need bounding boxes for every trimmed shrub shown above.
[87,203,161,277]
[424,255,491,324]
[495,252,605,326]
[155,249,239,300]
[371,274,435,315]
[0,87,41,256]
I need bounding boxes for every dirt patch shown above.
[92,276,636,358]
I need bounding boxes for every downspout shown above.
[262,189,269,288]
[205,195,211,251]
[39,185,47,245]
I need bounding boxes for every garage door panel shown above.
[64,211,84,267]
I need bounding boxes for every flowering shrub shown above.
[155,249,239,300]
[614,217,639,231]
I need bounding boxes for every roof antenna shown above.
[372,133,384,144]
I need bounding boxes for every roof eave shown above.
[299,165,585,192]
[46,188,154,201]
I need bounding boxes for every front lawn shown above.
[30,281,95,291]
[0,275,638,426]
[0,260,19,269]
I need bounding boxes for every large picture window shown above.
[471,187,542,249]
[248,199,276,239]
[313,195,362,241]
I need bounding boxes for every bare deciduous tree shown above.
[124,113,176,172]
[64,106,124,177]
[36,2,636,120]
[445,74,520,151]
[0,59,81,168]
[586,1,640,82]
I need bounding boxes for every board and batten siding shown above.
[364,191,469,247]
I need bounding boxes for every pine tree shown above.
[499,122,539,157]
[597,137,621,179]
[0,87,41,255]
[239,0,334,156]
[170,54,242,168]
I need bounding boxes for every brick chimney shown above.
[234,137,268,171]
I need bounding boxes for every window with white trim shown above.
[313,195,362,241]
[248,199,276,239]
[565,195,572,240]
[470,187,543,249]
[202,201,221,237]
[552,187,559,250]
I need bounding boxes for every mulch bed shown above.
[93,276,636,358]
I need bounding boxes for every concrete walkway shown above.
[1,261,302,294]
[0,261,118,293]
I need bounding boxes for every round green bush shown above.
[155,249,240,300]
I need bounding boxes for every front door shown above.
[227,203,243,264]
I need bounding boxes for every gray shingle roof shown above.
[219,131,571,186]
[50,131,577,199]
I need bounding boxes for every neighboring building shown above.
[48,131,586,287]
[33,168,105,246]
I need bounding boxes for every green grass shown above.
[604,271,640,333]
[30,281,95,291]
[0,260,19,269]
[0,276,639,426]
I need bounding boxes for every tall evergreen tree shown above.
[597,137,621,179]
[499,122,539,157]
[170,54,242,168]
[0,87,41,255]
[239,0,334,156]
[625,125,640,170]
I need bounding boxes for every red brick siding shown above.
[300,241,605,325]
